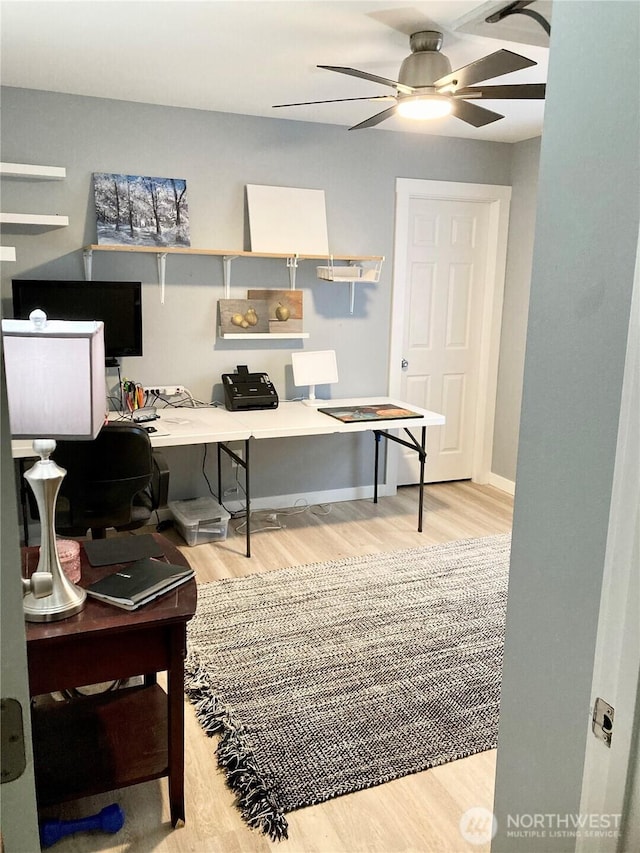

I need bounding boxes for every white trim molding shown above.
[487,473,516,495]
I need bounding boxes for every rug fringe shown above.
[184,652,289,841]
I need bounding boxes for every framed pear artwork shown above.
[247,290,304,333]
[218,299,270,334]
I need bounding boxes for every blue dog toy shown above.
[40,803,124,848]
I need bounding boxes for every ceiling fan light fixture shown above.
[397,94,452,120]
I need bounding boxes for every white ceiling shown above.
[0,0,551,143]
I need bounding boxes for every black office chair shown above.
[38,422,170,540]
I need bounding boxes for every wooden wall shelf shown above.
[82,243,381,262]
[82,244,384,313]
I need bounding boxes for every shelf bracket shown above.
[156,252,168,304]
[83,248,93,281]
[286,255,299,289]
[222,256,238,298]
[349,281,356,315]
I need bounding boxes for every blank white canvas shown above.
[246,184,329,254]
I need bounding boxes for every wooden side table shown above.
[23,534,197,827]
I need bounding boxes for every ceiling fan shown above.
[273,30,545,130]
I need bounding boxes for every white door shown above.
[388,179,512,489]
[399,196,489,484]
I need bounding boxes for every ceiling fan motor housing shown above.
[398,31,452,89]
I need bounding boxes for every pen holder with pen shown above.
[121,379,146,413]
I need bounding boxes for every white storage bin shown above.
[316,258,382,283]
[169,497,230,546]
[317,264,364,280]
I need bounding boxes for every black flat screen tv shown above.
[12,279,143,365]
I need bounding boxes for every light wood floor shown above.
[43,482,513,853]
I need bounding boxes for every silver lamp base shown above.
[23,439,87,623]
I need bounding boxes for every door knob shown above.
[401,358,409,369]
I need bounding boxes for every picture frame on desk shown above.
[318,403,422,423]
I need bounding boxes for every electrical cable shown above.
[106,394,122,411]
[224,482,248,520]
[310,503,332,516]
[201,444,215,497]
[233,499,332,533]
[234,513,283,533]
[145,390,213,409]
[485,1,551,35]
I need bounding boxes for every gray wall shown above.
[1,86,527,502]
[493,136,541,482]
[493,1,640,850]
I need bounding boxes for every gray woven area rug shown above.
[184,533,510,840]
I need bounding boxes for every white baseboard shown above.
[487,473,516,495]
[23,478,508,543]
[216,484,395,516]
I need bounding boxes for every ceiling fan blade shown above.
[318,65,415,95]
[273,95,394,108]
[455,83,546,100]
[434,49,536,90]
[450,99,504,127]
[349,105,398,131]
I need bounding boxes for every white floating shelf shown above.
[219,331,310,340]
[0,212,69,226]
[0,246,17,262]
[0,162,66,179]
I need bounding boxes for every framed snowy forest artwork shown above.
[93,172,190,247]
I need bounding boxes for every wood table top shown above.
[23,533,197,644]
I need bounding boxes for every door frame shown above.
[576,225,640,852]
[387,178,512,489]
[0,342,41,851]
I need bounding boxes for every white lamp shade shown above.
[2,317,105,439]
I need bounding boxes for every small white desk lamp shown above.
[291,350,339,405]
[2,310,106,622]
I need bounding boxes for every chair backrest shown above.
[52,422,153,535]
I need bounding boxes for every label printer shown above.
[222,365,279,411]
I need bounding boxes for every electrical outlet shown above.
[143,385,185,397]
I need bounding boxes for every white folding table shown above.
[13,398,445,557]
